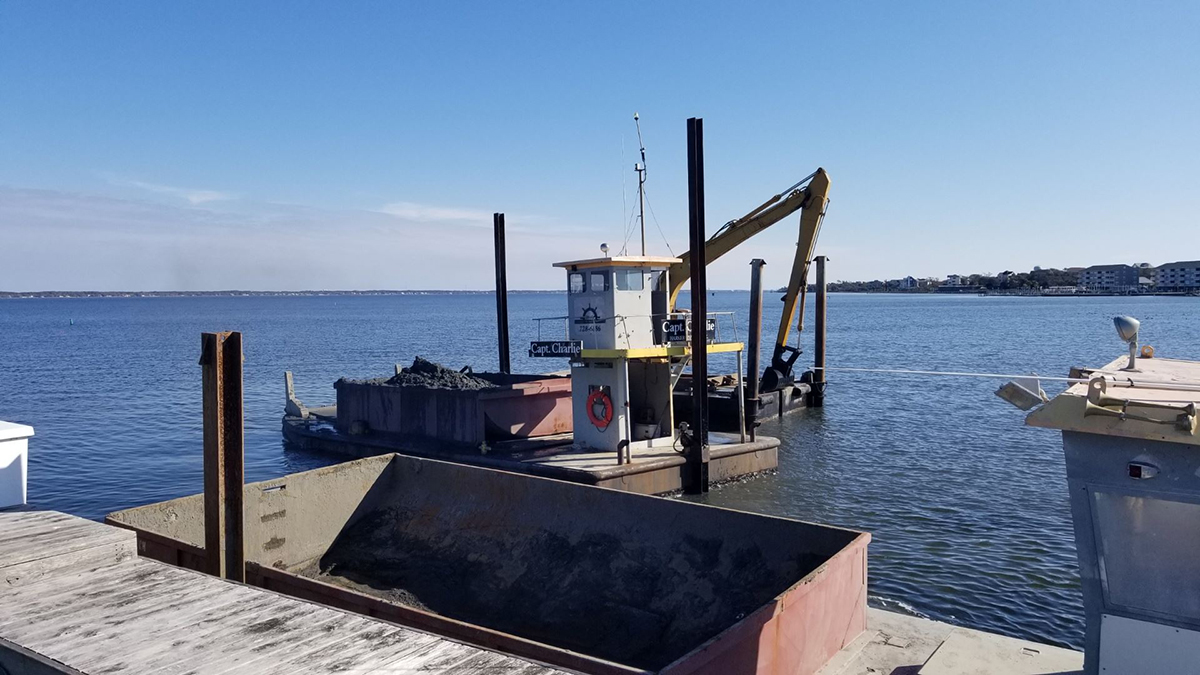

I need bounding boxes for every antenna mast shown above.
[634,112,647,256]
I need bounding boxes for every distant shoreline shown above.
[0,289,746,299]
[0,290,552,299]
[5,289,1192,299]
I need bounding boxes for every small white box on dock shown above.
[0,420,32,508]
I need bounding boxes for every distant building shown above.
[899,276,917,289]
[945,274,962,286]
[1079,264,1140,290]
[1155,260,1200,290]
[997,270,1014,283]
[1044,286,1079,295]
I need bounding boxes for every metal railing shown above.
[533,316,570,341]
[532,311,739,349]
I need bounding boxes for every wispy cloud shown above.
[374,201,493,225]
[0,186,600,291]
[373,201,569,235]
[104,174,234,204]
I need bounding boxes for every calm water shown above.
[2,292,1198,649]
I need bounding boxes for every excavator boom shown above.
[668,168,830,307]
[667,168,831,391]
[763,168,830,391]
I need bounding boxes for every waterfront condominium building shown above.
[1079,263,1140,290]
[1154,260,1200,290]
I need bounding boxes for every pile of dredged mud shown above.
[382,357,496,390]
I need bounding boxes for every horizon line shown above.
[0,288,767,297]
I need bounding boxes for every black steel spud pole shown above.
[493,213,511,374]
[686,117,709,494]
[812,255,827,406]
[747,258,766,440]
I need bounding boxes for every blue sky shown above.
[1,1,1197,290]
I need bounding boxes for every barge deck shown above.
[282,415,778,494]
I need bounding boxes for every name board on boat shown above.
[529,340,583,358]
[659,318,717,344]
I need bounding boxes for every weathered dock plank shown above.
[126,599,366,674]
[253,622,441,675]
[0,635,86,675]
[0,511,135,587]
[0,511,564,674]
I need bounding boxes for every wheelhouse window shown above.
[589,271,609,292]
[568,272,585,294]
[615,269,645,291]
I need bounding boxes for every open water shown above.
[2,291,1198,649]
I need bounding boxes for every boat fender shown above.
[1141,345,1155,358]
[587,388,613,431]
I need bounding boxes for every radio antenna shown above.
[634,112,647,256]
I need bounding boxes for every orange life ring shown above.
[587,389,614,430]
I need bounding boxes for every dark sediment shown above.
[344,357,498,391]
[299,506,815,670]
[389,357,497,390]
[338,357,568,391]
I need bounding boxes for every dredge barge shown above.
[284,253,786,495]
[283,160,838,495]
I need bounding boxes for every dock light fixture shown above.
[1114,316,1140,371]
[600,242,610,257]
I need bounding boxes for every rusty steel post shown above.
[685,117,709,494]
[200,331,245,581]
[493,213,511,374]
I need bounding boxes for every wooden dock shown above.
[0,510,563,674]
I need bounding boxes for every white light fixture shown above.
[1113,316,1140,371]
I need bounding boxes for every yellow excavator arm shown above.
[667,168,830,391]
[668,168,829,307]
[770,169,830,379]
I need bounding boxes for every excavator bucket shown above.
[760,367,792,393]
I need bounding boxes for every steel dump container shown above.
[107,454,869,674]
[335,373,572,447]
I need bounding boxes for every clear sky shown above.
[1,1,1197,291]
